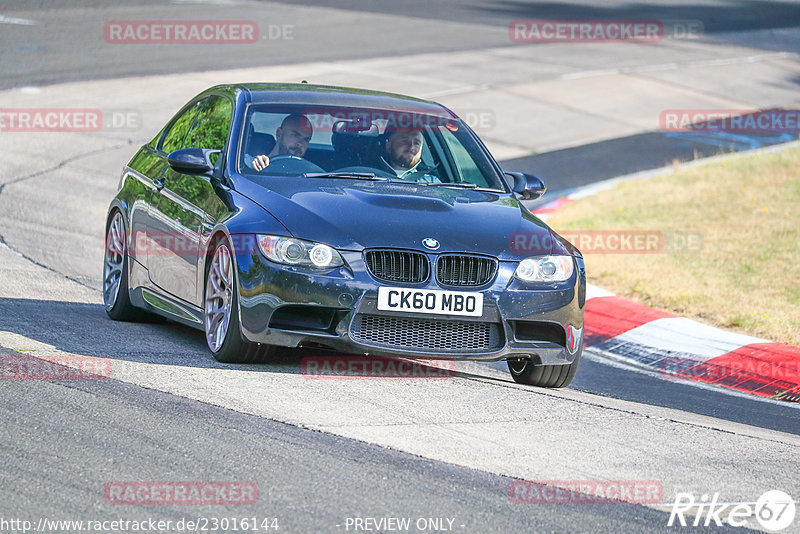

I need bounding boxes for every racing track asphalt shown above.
[2,345,698,534]
[0,274,780,533]
[3,0,799,90]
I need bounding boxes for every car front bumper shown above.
[235,245,585,364]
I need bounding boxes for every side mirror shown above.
[504,172,546,200]
[167,148,220,175]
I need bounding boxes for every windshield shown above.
[237,105,506,190]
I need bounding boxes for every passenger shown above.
[376,126,440,183]
[250,114,313,171]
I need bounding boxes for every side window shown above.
[438,127,490,188]
[184,96,233,158]
[161,102,200,154]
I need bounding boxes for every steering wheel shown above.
[257,154,325,175]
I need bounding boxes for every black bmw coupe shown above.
[103,83,585,387]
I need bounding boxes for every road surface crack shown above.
[0,142,132,290]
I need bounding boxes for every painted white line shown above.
[0,240,23,257]
[171,0,248,4]
[560,68,620,80]
[583,349,800,409]
[688,51,797,67]
[567,178,624,200]
[585,283,615,300]
[421,84,489,99]
[631,62,679,72]
[414,51,765,99]
[0,15,36,25]
[560,52,798,80]
[607,317,769,361]
[556,139,800,206]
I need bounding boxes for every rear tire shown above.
[103,210,151,322]
[204,237,275,363]
[507,353,581,388]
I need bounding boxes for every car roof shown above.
[207,83,454,115]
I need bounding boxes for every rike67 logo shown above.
[669,490,796,531]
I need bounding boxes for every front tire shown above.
[507,353,581,388]
[204,238,274,363]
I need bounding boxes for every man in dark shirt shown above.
[249,114,313,171]
[375,126,440,183]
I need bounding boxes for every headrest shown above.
[246,124,276,155]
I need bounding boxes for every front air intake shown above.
[365,250,429,284]
[436,254,497,287]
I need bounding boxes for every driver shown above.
[250,114,313,171]
[377,126,440,183]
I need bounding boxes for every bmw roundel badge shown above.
[422,238,440,250]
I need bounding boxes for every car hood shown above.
[236,178,566,260]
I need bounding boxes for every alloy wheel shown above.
[103,212,125,311]
[205,243,234,352]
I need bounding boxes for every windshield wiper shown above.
[384,178,427,185]
[424,182,478,189]
[304,172,387,181]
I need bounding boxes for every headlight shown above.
[257,235,344,269]
[514,255,574,282]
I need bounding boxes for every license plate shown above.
[377,287,483,317]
